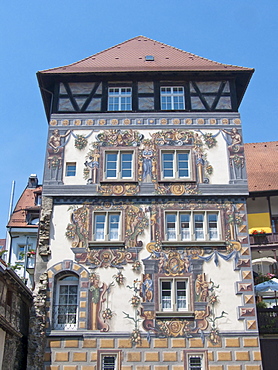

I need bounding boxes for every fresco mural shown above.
[81,128,221,193]
[62,196,251,345]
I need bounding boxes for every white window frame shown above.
[65,162,76,177]
[108,87,132,111]
[164,211,220,242]
[160,86,185,110]
[161,150,191,180]
[160,277,189,312]
[185,351,208,370]
[54,274,79,330]
[93,212,122,242]
[104,150,135,181]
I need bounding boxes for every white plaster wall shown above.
[48,205,76,267]
[205,130,230,184]
[203,258,245,331]
[63,130,97,185]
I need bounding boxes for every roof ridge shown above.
[245,141,278,145]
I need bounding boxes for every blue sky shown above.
[0,0,277,238]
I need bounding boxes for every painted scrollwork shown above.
[65,205,89,248]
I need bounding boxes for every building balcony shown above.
[257,307,278,334]
[250,233,278,246]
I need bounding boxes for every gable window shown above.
[93,212,121,241]
[160,278,188,312]
[66,163,76,177]
[161,150,190,180]
[165,211,220,241]
[104,151,134,180]
[160,86,185,110]
[108,87,132,111]
[54,274,79,330]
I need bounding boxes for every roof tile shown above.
[245,141,278,192]
[40,36,253,74]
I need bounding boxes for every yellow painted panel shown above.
[248,213,271,233]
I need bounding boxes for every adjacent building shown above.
[6,174,42,288]
[29,36,262,369]
[245,141,278,369]
[0,258,33,369]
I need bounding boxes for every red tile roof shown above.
[40,36,253,74]
[245,141,278,192]
[7,186,42,228]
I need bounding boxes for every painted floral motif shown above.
[74,134,88,150]
[96,129,143,147]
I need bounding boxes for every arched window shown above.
[53,274,79,330]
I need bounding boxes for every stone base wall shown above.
[44,335,262,370]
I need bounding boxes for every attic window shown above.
[145,55,154,61]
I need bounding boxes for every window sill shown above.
[162,240,226,248]
[100,180,138,183]
[157,179,196,183]
[156,311,195,320]
[88,241,125,248]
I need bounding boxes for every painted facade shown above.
[29,37,262,370]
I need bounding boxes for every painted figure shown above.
[223,128,242,147]
[142,274,153,302]
[196,273,209,302]
[49,129,71,152]
[142,143,154,181]
[89,273,109,331]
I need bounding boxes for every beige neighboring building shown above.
[29,36,262,370]
[245,141,278,370]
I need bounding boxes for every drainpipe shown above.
[6,180,15,263]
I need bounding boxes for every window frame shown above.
[160,86,186,110]
[164,210,222,243]
[92,211,122,243]
[97,350,122,370]
[100,148,137,182]
[184,351,208,370]
[65,162,77,177]
[108,87,132,111]
[159,148,195,182]
[53,274,79,331]
[160,277,189,313]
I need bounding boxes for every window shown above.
[185,352,207,370]
[165,211,220,241]
[66,163,76,177]
[93,212,121,241]
[17,245,26,260]
[54,275,79,330]
[98,351,121,370]
[104,151,134,180]
[160,278,188,312]
[108,87,132,111]
[161,150,190,180]
[160,86,185,110]
[102,355,116,370]
[272,216,278,233]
